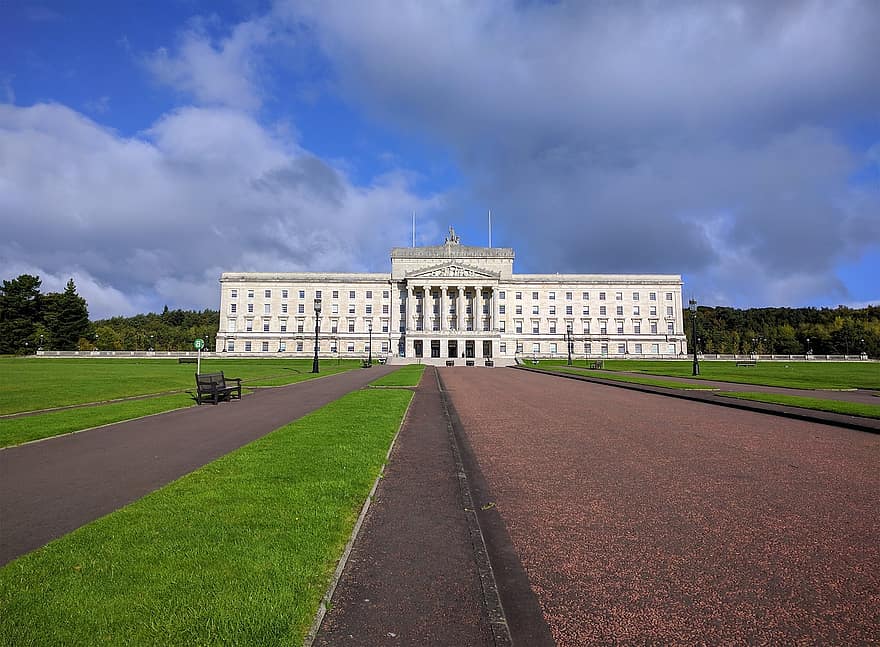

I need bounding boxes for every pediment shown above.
[407,262,498,280]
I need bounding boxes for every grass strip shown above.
[716,392,880,420]
[0,394,198,449]
[0,387,413,646]
[533,365,712,390]
[0,358,359,415]
[369,364,426,387]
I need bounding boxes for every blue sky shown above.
[1,1,878,318]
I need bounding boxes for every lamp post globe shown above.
[689,298,700,376]
[311,298,322,373]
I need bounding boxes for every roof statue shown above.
[445,226,461,245]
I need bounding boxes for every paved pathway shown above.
[314,369,496,646]
[441,368,880,645]
[0,366,394,565]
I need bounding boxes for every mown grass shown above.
[717,392,880,419]
[540,359,880,390]
[530,365,712,390]
[0,393,197,449]
[0,387,413,646]
[0,357,359,415]
[370,364,426,387]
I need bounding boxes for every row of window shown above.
[498,290,675,302]
[227,340,389,353]
[230,303,392,315]
[505,342,678,355]
[230,288,390,300]
[503,319,676,335]
[228,318,390,334]
[499,304,675,316]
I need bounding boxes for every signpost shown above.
[194,338,204,374]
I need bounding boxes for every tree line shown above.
[689,305,880,357]
[2,273,878,356]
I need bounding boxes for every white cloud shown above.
[145,18,274,111]
[280,0,880,306]
[0,103,439,318]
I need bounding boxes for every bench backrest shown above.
[196,372,226,389]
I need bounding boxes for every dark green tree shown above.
[0,274,43,354]
[44,279,91,350]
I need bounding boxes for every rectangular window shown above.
[349,290,356,299]
[499,291,506,299]
[230,289,238,298]
[381,341,389,352]
[297,322,304,333]
[383,290,389,299]
[618,344,626,354]
[347,342,355,352]
[280,321,287,332]
[566,305,573,315]
[649,292,657,301]
[532,291,539,300]
[633,305,640,315]
[382,304,389,314]
[230,303,237,313]
[583,291,589,300]
[549,291,556,300]
[650,322,658,334]
[264,303,271,314]
[666,306,674,316]
[532,321,539,334]
[499,320,506,332]
[634,322,641,334]
[599,306,606,316]
[652,343,660,354]
[366,305,373,314]
[262,341,269,352]
[549,322,557,334]
[331,321,338,333]
[617,322,624,334]
[532,343,541,353]
[499,305,506,314]
[247,303,254,314]
[279,341,286,352]
[634,343,642,354]
[500,342,507,354]
[515,305,522,315]
[298,304,305,314]
[315,290,322,299]
[599,292,606,300]
[282,289,288,299]
[263,322,270,332]
[248,289,254,299]
[584,342,591,355]
[366,290,372,299]
[583,306,590,315]
[582,320,590,333]
[282,303,288,314]
[601,343,608,356]
[348,321,355,333]
[566,291,573,300]
[515,321,523,334]
[632,292,639,301]
[667,322,675,334]
[666,292,673,300]
[600,321,607,334]
[333,290,339,299]
[244,341,252,352]
[296,341,304,352]
[382,320,389,333]
[532,305,539,314]
[246,319,253,332]
[616,306,623,316]
[550,342,558,353]
[549,305,556,315]
[516,292,522,300]
[227,318,236,332]
[331,304,339,314]
[264,289,271,298]
[615,292,623,300]
[227,340,235,352]
[299,290,305,299]
[516,342,523,354]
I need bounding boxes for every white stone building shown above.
[216,228,687,363]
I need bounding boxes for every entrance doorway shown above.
[482,340,492,358]
[465,340,475,358]
[414,340,423,358]
[431,340,441,358]
[447,340,458,358]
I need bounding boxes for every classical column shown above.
[458,285,466,331]
[440,285,446,331]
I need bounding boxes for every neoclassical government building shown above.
[216,229,686,362]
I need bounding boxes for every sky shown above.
[1,0,879,319]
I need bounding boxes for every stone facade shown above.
[216,229,686,361]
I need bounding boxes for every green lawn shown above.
[370,364,426,387]
[717,392,880,419]
[0,357,359,415]
[0,388,413,646]
[541,359,880,390]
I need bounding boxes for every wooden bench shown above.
[736,359,757,367]
[588,360,604,369]
[195,372,242,405]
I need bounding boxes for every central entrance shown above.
[447,340,458,358]
[465,340,475,358]
[482,340,492,358]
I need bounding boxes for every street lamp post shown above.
[566,324,572,366]
[311,298,322,373]
[368,320,373,366]
[689,299,700,376]
[806,337,812,355]
[39,334,44,351]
